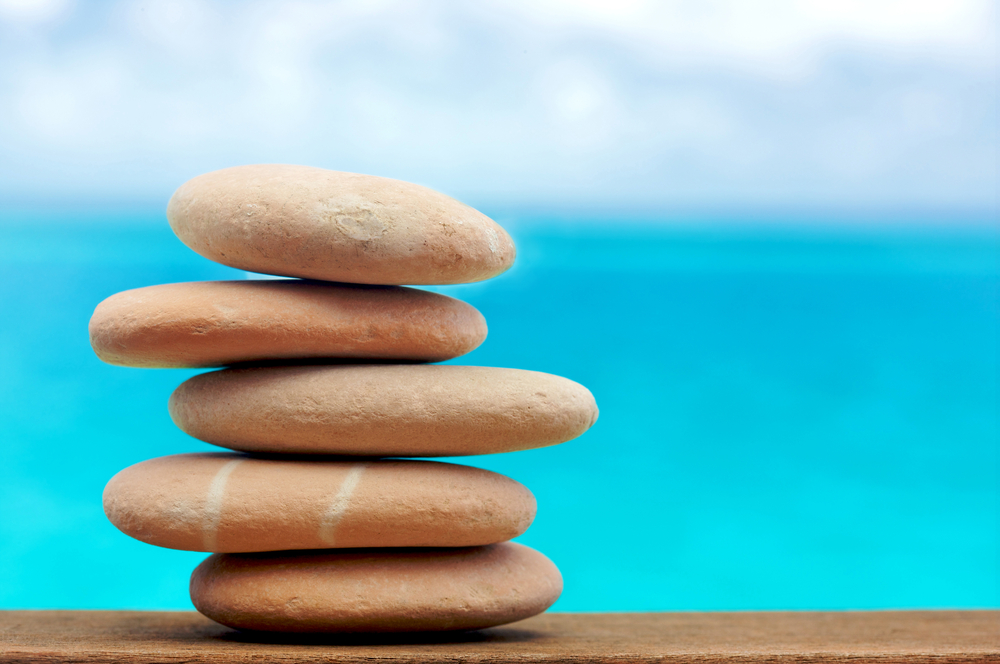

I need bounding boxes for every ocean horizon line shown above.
[0,202,996,234]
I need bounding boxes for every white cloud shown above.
[13,50,126,145]
[0,0,71,23]
[497,0,995,72]
[125,0,217,59]
[0,0,994,214]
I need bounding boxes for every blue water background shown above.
[1,212,997,611]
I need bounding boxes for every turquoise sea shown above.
[1,212,997,611]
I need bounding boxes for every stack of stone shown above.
[90,165,598,634]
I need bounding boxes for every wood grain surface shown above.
[1,610,996,663]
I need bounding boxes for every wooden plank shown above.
[0,610,996,663]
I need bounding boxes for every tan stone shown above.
[167,165,516,285]
[169,365,599,456]
[190,542,562,632]
[89,280,486,368]
[103,453,535,552]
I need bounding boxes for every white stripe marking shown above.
[202,458,243,551]
[318,464,367,546]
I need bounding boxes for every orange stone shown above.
[89,280,486,367]
[190,543,562,632]
[169,365,599,456]
[167,165,516,285]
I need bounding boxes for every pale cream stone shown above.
[167,165,516,285]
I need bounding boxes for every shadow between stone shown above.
[215,626,545,646]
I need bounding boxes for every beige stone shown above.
[167,165,516,285]
[89,280,486,368]
[190,542,562,632]
[103,453,535,552]
[169,365,599,456]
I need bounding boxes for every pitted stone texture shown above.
[167,165,516,285]
[190,543,562,632]
[169,365,599,456]
[89,280,486,368]
[103,453,535,552]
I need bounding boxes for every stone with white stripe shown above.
[102,453,535,552]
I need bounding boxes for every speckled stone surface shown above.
[169,364,599,456]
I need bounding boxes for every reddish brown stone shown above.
[189,543,562,632]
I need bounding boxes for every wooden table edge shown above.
[1,609,997,663]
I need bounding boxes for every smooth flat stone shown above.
[89,281,486,368]
[167,165,516,285]
[190,543,562,633]
[169,365,599,456]
[103,453,535,552]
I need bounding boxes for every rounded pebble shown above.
[169,365,599,456]
[103,453,535,552]
[89,280,486,368]
[190,542,562,632]
[167,165,516,285]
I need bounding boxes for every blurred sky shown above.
[0,0,996,217]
